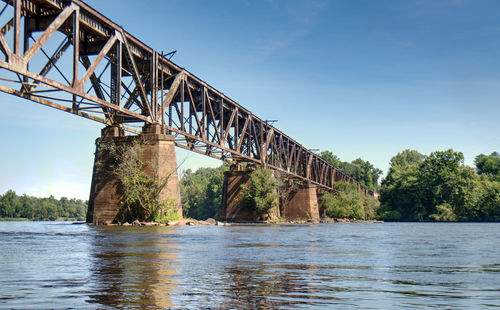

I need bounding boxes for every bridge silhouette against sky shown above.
[0,0,374,222]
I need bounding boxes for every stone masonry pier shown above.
[86,125,181,224]
[220,165,319,222]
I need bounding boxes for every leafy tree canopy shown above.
[239,167,278,220]
[319,150,382,190]
[475,152,500,181]
[379,148,500,222]
[180,164,227,220]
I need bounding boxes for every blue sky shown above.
[1,0,499,199]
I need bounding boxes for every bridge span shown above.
[0,0,374,223]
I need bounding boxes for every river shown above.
[0,222,499,309]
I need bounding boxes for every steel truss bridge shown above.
[0,0,374,196]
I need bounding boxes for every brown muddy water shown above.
[1,222,499,308]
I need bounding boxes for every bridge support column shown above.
[220,166,252,222]
[282,184,320,221]
[86,124,181,224]
[220,165,280,222]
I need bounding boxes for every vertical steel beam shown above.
[22,12,30,88]
[160,53,164,131]
[180,78,185,131]
[119,29,151,116]
[150,50,158,121]
[72,9,79,87]
[110,39,121,106]
[220,99,223,144]
[13,0,20,55]
[203,87,208,139]
[235,111,239,152]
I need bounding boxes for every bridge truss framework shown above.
[0,0,374,196]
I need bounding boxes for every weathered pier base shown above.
[220,165,320,222]
[220,166,280,221]
[220,167,253,222]
[86,125,181,224]
[282,184,320,221]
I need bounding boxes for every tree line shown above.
[180,149,499,222]
[0,190,87,221]
[378,150,499,221]
[2,148,497,223]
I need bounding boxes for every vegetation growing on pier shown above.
[98,141,177,223]
[238,167,279,219]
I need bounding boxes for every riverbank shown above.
[87,217,384,227]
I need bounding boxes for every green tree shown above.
[239,167,278,219]
[0,190,21,218]
[380,148,500,222]
[319,151,382,189]
[319,150,341,167]
[418,149,464,220]
[474,176,500,221]
[379,150,424,221]
[475,152,500,181]
[350,158,382,190]
[430,203,457,222]
[321,181,380,220]
[180,164,227,220]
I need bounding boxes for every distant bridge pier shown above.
[281,184,320,222]
[220,165,257,221]
[86,124,182,224]
[220,165,320,222]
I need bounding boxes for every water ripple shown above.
[1,222,500,308]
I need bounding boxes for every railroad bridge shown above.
[0,0,374,223]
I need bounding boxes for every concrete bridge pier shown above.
[282,184,320,221]
[220,165,281,221]
[86,124,182,224]
[220,165,320,222]
[220,165,253,221]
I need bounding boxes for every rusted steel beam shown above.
[160,72,183,116]
[0,31,10,57]
[118,30,151,117]
[24,4,77,62]
[13,0,20,55]
[77,34,116,90]
[71,8,79,88]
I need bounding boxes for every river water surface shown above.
[0,222,499,309]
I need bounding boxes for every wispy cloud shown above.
[251,0,328,61]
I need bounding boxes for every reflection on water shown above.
[88,226,179,308]
[0,222,500,308]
